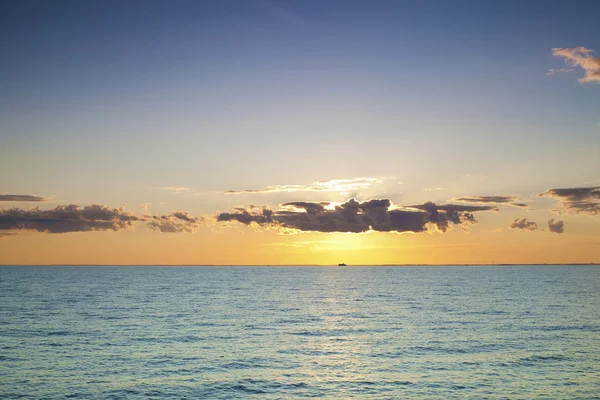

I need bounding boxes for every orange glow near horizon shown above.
[0,224,598,266]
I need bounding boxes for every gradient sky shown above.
[1,0,599,265]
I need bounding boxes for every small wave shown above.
[519,354,569,363]
[288,330,326,336]
[46,331,72,336]
[170,335,204,343]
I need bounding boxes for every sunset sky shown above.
[1,0,599,265]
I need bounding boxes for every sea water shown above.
[1,266,599,399]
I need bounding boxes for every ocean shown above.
[1,266,599,399]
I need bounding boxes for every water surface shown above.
[1,266,599,399]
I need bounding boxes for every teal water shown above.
[1,266,599,399]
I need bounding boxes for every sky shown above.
[1,0,599,265]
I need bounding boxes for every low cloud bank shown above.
[0,204,140,234]
[0,204,204,235]
[218,198,496,234]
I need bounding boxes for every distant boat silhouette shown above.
[338,263,346,267]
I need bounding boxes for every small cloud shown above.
[551,47,600,84]
[0,194,46,202]
[509,218,538,231]
[147,212,204,233]
[140,203,152,214]
[547,67,575,75]
[422,187,442,192]
[511,203,528,208]
[548,219,564,234]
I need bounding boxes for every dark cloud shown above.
[147,212,204,233]
[453,195,527,208]
[0,195,46,202]
[217,198,495,234]
[409,202,497,232]
[547,219,564,234]
[281,201,329,215]
[217,207,274,225]
[0,204,140,234]
[538,186,600,215]
[509,218,538,231]
[540,187,600,201]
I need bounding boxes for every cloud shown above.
[217,198,495,234]
[538,186,600,215]
[224,177,391,195]
[509,218,538,231]
[551,47,600,84]
[548,219,564,234]
[0,194,46,202]
[0,202,207,235]
[217,206,275,225]
[408,202,497,232]
[453,195,527,208]
[547,67,575,75]
[163,186,191,192]
[511,203,528,208]
[0,204,140,234]
[147,212,204,233]
[281,201,329,214]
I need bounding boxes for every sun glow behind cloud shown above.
[223,177,395,195]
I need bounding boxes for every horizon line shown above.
[1,263,598,267]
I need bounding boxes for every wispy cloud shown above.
[217,198,495,234]
[453,195,527,208]
[509,218,538,231]
[224,177,392,195]
[547,67,575,75]
[551,47,600,84]
[548,219,564,234]
[0,194,46,202]
[163,186,191,192]
[538,186,600,215]
[262,240,334,248]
